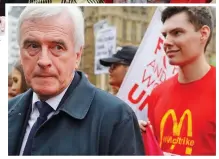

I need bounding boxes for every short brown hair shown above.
[161,7,214,52]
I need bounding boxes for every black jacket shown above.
[8,71,145,155]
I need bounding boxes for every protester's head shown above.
[17,6,84,100]
[100,46,138,93]
[161,7,213,66]
[9,60,29,98]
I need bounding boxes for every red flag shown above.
[142,125,163,156]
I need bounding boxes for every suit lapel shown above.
[8,90,33,155]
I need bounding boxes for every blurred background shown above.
[8,6,216,93]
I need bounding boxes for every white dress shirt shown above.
[19,86,69,155]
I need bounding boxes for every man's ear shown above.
[199,25,211,44]
[75,46,83,69]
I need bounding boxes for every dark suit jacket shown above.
[8,71,145,155]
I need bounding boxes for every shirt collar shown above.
[32,83,70,112]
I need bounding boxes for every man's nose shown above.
[163,35,174,51]
[109,65,114,73]
[11,83,17,91]
[37,47,52,69]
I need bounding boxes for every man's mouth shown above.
[166,50,180,57]
[34,74,55,78]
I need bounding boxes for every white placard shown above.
[93,20,108,36]
[94,26,117,75]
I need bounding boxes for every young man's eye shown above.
[174,31,181,36]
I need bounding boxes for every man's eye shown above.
[13,78,17,83]
[25,43,40,49]
[55,45,63,50]
[50,45,65,55]
[174,31,181,36]
[29,44,39,48]
[24,42,41,56]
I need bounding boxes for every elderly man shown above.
[8,6,145,156]
[140,6,215,155]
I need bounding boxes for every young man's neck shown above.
[178,54,211,84]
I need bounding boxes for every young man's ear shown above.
[200,25,211,44]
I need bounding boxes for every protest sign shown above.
[94,26,117,75]
[117,8,177,121]
[94,20,108,36]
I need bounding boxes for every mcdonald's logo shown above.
[160,109,193,155]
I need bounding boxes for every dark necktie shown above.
[23,101,54,155]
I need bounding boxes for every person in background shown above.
[99,46,138,95]
[140,6,215,155]
[8,60,29,99]
[8,74,13,99]
[8,6,144,156]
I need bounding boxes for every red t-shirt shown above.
[148,66,216,155]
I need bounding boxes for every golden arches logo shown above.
[160,109,193,155]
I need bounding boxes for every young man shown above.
[140,7,215,155]
[8,6,144,156]
[99,46,138,94]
